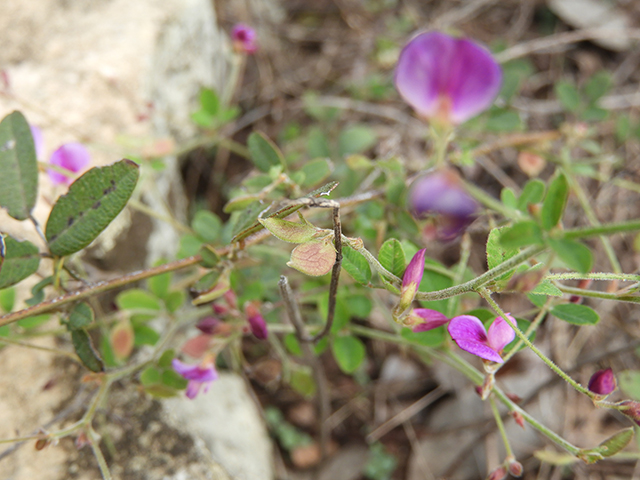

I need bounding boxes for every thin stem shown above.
[414,245,546,301]
[447,232,471,318]
[0,255,202,328]
[87,426,112,480]
[563,219,640,239]
[489,396,513,458]
[478,288,592,397]
[564,168,622,273]
[309,206,342,342]
[462,179,521,219]
[555,285,640,304]
[0,336,81,362]
[278,276,331,459]
[546,272,640,282]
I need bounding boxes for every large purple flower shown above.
[408,169,479,241]
[448,314,515,363]
[48,143,91,186]
[394,31,502,125]
[172,359,218,399]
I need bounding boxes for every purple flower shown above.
[30,125,44,159]
[394,31,502,125]
[196,316,221,335]
[398,248,426,313]
[245,303,268,340]
[408,169,478,241]
[48,143,91,185]
[231,24,257,54]
[409,308,449,332]
[172,358,218,399]
[448,314,516,363]
[588,368,616,396]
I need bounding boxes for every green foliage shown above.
[332,335,366,374]
[551,303,600,326]
[45,160,140,256]
[0,111,38,220]
[541,172,568,231]
[116,289,162,311]
[341,245,372,285]
[0,235,40,289]
[71,329,104,372]
[499,221,544,249]
[363,443,398,480]
[265,406,313,452]
[192,210,222,243]
[247,131,286,173]
[378,238,406,278]
[548,238,593,273]
[338,124,377,156]
[67,303,94,330]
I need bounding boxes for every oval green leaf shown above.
[551,303,600,326]
[45,159,139,256]
[71,329,104,372]
[332,335,366,374]
[67,302,94,330]
[247,131,286,173]
[378,238,406,278]
[341,244,371,285]
[0,111,38,220]
[548,238,593,273]
[0,235,40,289]
[541,172,569,231]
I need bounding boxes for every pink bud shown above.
[619,401,640,426]
[245,303,268,340]
[231,24,257,54]
[508,459,523,477]
[196,317,220,335]
[511,411,525,429]
[397,249,426,313]
[588,368,616,396]
[486,466,507,480]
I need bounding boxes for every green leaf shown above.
[485,110,522,132]
[199,245,220,268]
[345,294,372,318]
[555,81,581,112]
[307,127,332,159]
[199,87,219,115]
[487,227,519,277]
[177,234,203,259]
[332,335,366,374]
[116,289,162,311]
[144,384,180,398]
[338,125,377,156]
[530,280,563,296]
[158,349,175,368]
[140,366,162,386]
[551,303,600,326]
[290,368,316,397]
[164,290,185,313]
[192,210,221,243]
[300,158,333,188]
[71,329,104,372]
[162,369,188,389]
[541,172,569,231]
[0,111,38,220]
[400,326,446,347]
[518,179,545,211]
[0,235,40,289]
[67,302,94,330]
[45,159,140,256]
[583,72,611,103]
[247,131,285,173]
[341,244,371,285]
[499,221,544,249]
[148,271,171,299]
[548,238,593,273]
[595,428,633,458]
[17,314,50,329]
[133,324,160,346]
[259,217,318,244]
[378,239,406,278]
[0,287,15,313]
[618,370,640,400]
[501,188,518,209]
[284,333,302,357]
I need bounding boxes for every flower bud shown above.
[245,303,268,340]
[196,317,221,335]
[588,368,616,397]
[511,411,525,429]
[486,466,507,480]
[231,24,257,54]
[408,170,478,241]
[508,459,523,477]
[396,249,426,314]
[618,400,640,426]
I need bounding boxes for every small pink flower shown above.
[196,317,221,335]
[48,143,90,185]
[394,31,502,125]
[172,358,218,399]
[588,368,616,396]
[409,308,449,332]
[408,169,478,241]
[398,248,426,312]
[231,24,257,54]
[245,303,268,340]
[448,314,516,363]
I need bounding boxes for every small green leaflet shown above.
[247,131,286,173]
[0,111,38,220]
[487,227,518,281]
[45,159,140,256]
[548,238,593,273]
[332,335,366,374]
[378,238,406,278]
[551,303,600,326]
[541,172,569,231]
[0,235,40,289]
[341,244,371,285]
[72,329,104,372]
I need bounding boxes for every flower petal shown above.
[48,143,91,185]
[454,339,504,363]
[30,125,44,159]
[448,315,489,343]
[172,359,218,381]
[588,368,616,396]
[411,308,449,332]
[487,315,516,352]
[185,380,203,399]
[445,39,502,124]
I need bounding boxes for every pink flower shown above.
[231,24,257,54]
[172,358,218,399]
[245,303,268,340]
[48,143,90,185]
[394,31,502,125]
[408,169,478,241]
[448,314,516,363]
[588,368,616,396]
[409,308,449,332]
[398,248,426,312]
